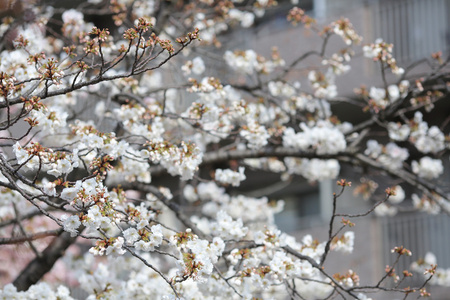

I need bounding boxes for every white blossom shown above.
[412,157,443,179]
[215,167,246,186]
[62,215,81,237]
[123,228,140,245]
[387,122,410,141]
[240,121,270,149]
[283,121,346,154]
[105,237,126,256]
[388,185,405,204]
[374,203,397,217]
[210,211,248,240]
[331,231,355,253]
[285,158,340,181]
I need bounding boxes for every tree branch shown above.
[12,229,76,291]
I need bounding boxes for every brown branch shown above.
[201,147,345,166]
[282,245,359,299]
[13,230,77,291]
[320,185,346,266]
[353,153,448,202]
[149,146,449,205]
[2,38,194,109]
[0,229,61,245]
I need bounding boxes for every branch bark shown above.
[12,229,76,291]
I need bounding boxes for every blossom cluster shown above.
[331,18,363,45]
[285,157,341,181]
[13,142,79,176]
[214,167,246,186]
[181,57,205,76]
[224,49,285,75]
[409,112,447,154]
[142,141,203,180]
[363,38,404,75]
[411,252,450,287]
[283,121,347,154]
[412,157,444,180]
[369,81,409,109]
[364,140,409,169]
[185,181,284,229]
[308,69,338,99]
[0,283,73,300]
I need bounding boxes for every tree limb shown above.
[12,229,76,291]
